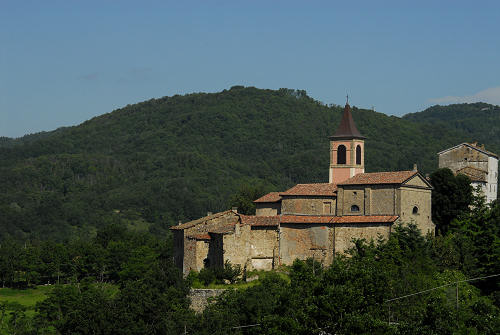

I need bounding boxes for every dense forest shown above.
[0,87,499,334]
[1,194,499,334]
[403,102,500,154]
[1,86,498,241]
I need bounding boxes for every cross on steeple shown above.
[346,94,349,104]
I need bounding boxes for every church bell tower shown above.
[329,99,366,184]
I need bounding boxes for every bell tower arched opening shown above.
[337,145,346,164]
[356,145,362,165]
[329,101,366,184]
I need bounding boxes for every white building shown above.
[438,142,498,204]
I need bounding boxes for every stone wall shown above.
[183,212,239,237]
[334,223,391,253]
[183,238,198,275]
[178,211,239,275]
[399,187,433,235]
[370,186,397,215]
[281,196,336,215]
[222,224,250,270]
[337,185,397,216]
[337,186,365,215]
[279,223,334,265]
[249,226,278,270]
[439,144,498,203]
[256,203,281,216]
[194,240,209,271]
[219,224,278,271]
[439,145,489,172]
[189,289,226,313]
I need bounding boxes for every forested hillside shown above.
[403,102,500,155]
[0,87,493,240]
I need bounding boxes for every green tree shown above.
[430,168,473,235]
[228,182,269,215]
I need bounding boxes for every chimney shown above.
[207,211,213,216]
[231,207,238,213]
[178,220,182,225]
[413,163,418,171]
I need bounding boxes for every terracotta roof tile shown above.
[254,192,282,203]
[334,215,399,224]
[280,215,399,224]
[456,166,487,182]
[170,210,236,230]
[339,171,418,185]
[240,215,280,226]
[280,215,336,224]
[280,183,337,196]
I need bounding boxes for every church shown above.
[172,102,434,276]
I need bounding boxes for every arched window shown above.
[337,145,346,164]
[412,206,419,215]
[356,145,362,165]
[351,205,360,212]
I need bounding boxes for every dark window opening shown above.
[351,205,360,212]
[356,145,362,165]
[412,206,419,215]
[337,145,346,164]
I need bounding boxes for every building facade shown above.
[438,142,498,203]
[172,102,434,276]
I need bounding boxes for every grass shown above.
[0,285,52,317]
[190,269,291,289]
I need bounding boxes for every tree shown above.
[430,168,473,235]
[228,182,269,215]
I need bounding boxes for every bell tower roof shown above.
[330,102,366,140]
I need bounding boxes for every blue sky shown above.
[1,0,499,137]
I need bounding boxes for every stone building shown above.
[438,142,498,203]
[172,102,434,276]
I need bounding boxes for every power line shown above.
[385,273,500,303]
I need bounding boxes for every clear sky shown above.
[1,0,499,138]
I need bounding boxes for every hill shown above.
[0,87,487,240]
[403,102,500,155]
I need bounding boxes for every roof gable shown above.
[170,210,237,230]
[438,143,498,159]
[402,173,433,188]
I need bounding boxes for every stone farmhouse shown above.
[172,102,434,276]
[438,142,498,204]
